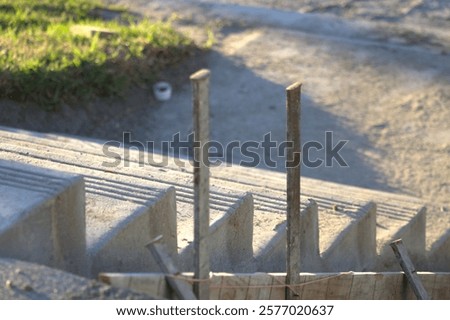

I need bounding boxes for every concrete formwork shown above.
[0,160,86,275]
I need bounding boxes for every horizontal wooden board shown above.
[100,272,450,300]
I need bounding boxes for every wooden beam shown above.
[285,82,302,299]
[390,239,430,300]
[146,237,197,300]
[190,69,211,300]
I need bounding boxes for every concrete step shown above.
[375,207,426,271]
[178,193,255,272]
[255,199,321,272]
[1,127,445,272]
[212,165,430,270]
[87,186,178,277]
[428,230,450,272]
[0,128,249,274]
[0,130,180,276]
[255,201,377,272]
[0,159,86,275]
[321,202,377,272]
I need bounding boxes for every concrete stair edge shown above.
[178,193,256,272]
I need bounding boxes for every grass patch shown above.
[0,0,195,109]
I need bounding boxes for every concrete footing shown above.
[0,160,86,275]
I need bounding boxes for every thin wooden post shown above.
[390,239,430,300]
[190,69,211,300]
[286,82,302,299]
[146,236,197,300]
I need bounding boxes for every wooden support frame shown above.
[190,69,211,300]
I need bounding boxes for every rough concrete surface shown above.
[0,160,86,275]
[88,187,178,277]
[179,192,256,272]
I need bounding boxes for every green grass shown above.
[0,0,195,109]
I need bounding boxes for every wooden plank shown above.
[418,273,437,299]
[325,273,353,299]
[219,274,250,299]
[257,273,275,300]
[348,273,376,299]
[268,274,285,299]
[245,273,273,300]
[190,69,211,300]
[300,273,330,300]
[146,238,197,300]
[373,272,401,299]
[390,239,430,299]
[209,274,222,299]
[285,82,302,300]
[99,271,450,300]
[432,273,450,299]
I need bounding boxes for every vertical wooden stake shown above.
[190,69,211,300]
[286,82,302,300]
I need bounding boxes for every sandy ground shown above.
[0,0,448,246]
